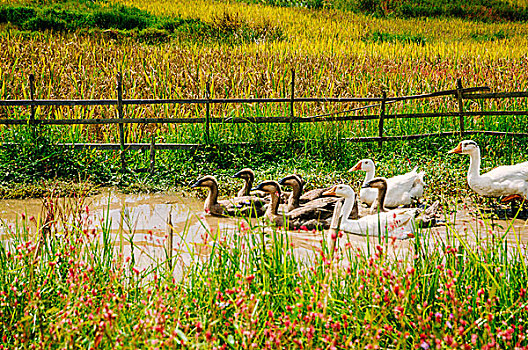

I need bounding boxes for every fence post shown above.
[149,135,156,173]
[29,74,35,122]
[205,80,211,144]
[166,208,173,272]
[290,69,295,137]
[29,74,36,138]
[378,90,387,148]
[456,78,465,136]
[117,73,126,172]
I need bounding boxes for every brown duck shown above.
[191,175,266,217]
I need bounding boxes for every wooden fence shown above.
[1,72,528,171]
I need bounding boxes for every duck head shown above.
[252,180,281,196]
[323,184,356,199]
[278,174,303,188]
[448,140,479,155]
[349,159,375,172]
[190,175,218,189]
[232,168,255,182]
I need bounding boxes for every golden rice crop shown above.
[1,0,528,143]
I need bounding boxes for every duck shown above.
[232,168,256,197]
[322,184,419,239]
[323,183,439,239]
[448,140,528,201]
[190,175,267,217]
[362,177,440,226]
[278,174,340,213]
[253,180,335,230]
[349,158,425,208]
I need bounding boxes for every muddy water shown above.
[0,192,242,276]
[1,193,527,274]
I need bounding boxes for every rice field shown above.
[1,1,528,347]
[1,0,528,147]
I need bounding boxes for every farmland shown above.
[1,0,528,348]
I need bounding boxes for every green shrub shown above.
[89,5,153,30]
[0,1,285,44]
[0,6,37,26]
[0,126,112,184]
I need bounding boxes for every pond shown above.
[1,191,527,275]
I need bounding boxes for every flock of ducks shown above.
[190,140,528,240]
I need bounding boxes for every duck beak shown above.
[190,180,201,188]
[232,170,243,178]
[323,185,338,196]
[448,143,463,154]
[251,183,263,192]
[348,161,362,172]
[361,182,371,189]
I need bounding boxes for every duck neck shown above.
[363,167,375,185]
[376,184,387,211]
[238,177,253,197]
[287,180,303,210]
[467,149,481,181]
[268,191,281,216]
[340,193,356,223]
[204,184,219,211]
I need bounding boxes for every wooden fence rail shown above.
[0,86,504,107]
[1,72,527,172]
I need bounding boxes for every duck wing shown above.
[385,169,423,207]
[299,187,334,202]
[340,209,418,239]
[220,196,267,217]
[483,162,528,181]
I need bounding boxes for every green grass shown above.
[0,191,527,348]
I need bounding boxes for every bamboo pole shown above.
[205,80,211,144]
[117,73,126,172]
[29,74,36,138]
[289,69,295,136]
[456,78,465,136]
[378,91,387,148]
[29,74,35,122]
[166,208,173,271]
[149,135,156,173]
[2,110,528,126]
[0,85,492,107]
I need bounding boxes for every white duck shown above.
[448,140,528,200]
[323,184,420,240]
[349,159,425,209]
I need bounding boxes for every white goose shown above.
[449,140,528,200]
[349,159,425,208]
[323,184,420,240]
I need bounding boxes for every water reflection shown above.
[1,193,527,273]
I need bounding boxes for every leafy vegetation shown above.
[0,1,284,44]
[236,0,528,22]
[1,193,527,348]
[0,0,527,198]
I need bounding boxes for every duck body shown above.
[449,140,528,199]
[279,174,339,214]
[191,175,266,217]
[350,159,425,207]
[324,184,433,240]
[253,180,333,230]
